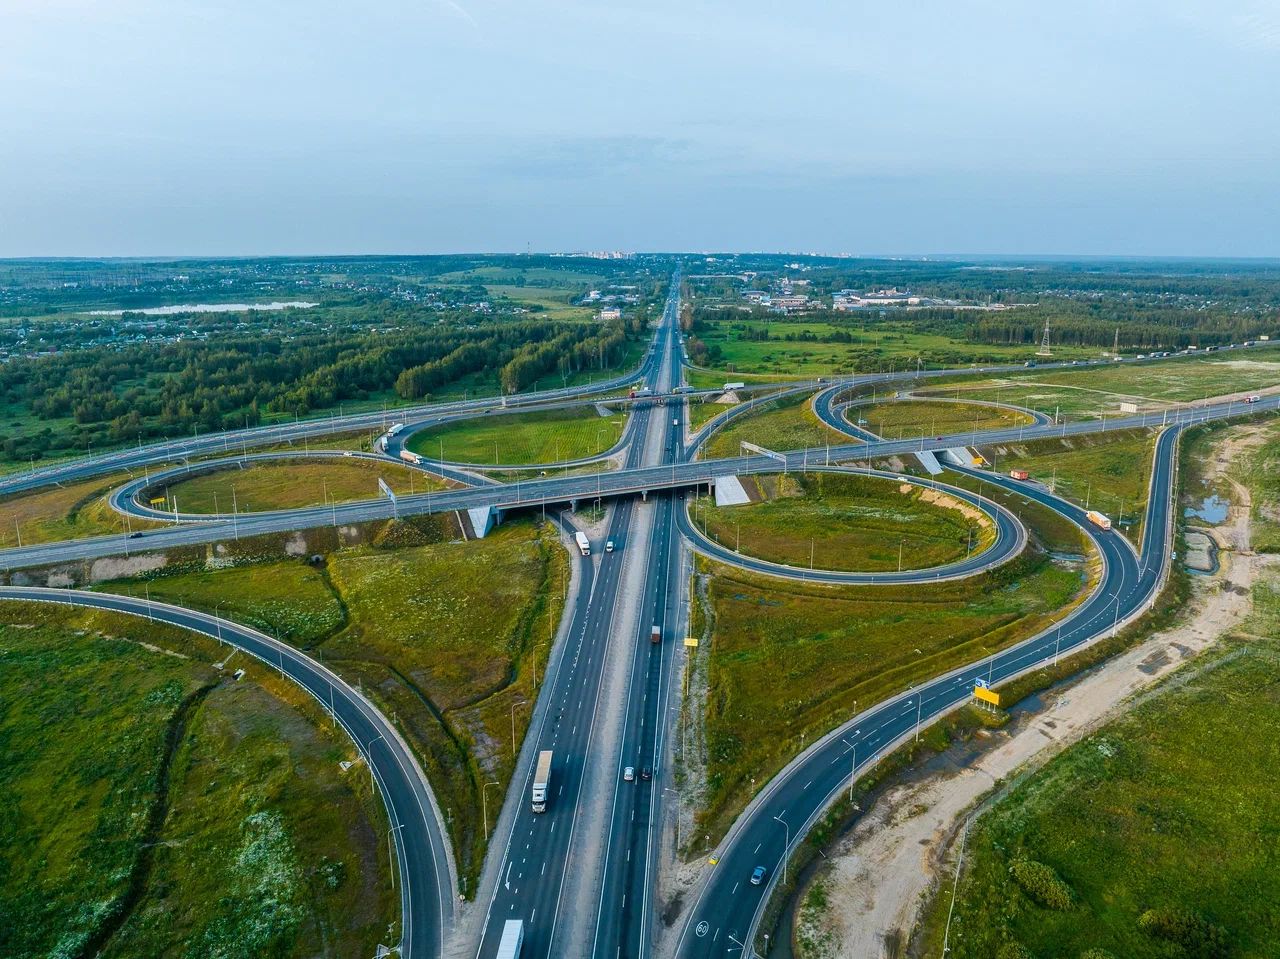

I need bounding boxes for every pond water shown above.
[1184,493,1229,524]
[84,301,319,316]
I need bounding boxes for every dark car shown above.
[640,767,652,781]
[127,532,144,539]
[750,865,767,885]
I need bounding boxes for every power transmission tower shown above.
[1112,327,1120,356]
[1036,318,1052,356]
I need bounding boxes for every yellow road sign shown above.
[974,686,1000,706]
[149,497,166,506]
[684,637,699,647]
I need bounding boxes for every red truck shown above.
[1009,469,1030,481]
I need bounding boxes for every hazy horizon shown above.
[3,0,1278,258]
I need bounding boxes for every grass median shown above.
[690,471,996,572]
[855,398,1032,441]
[689,489,1097,846]
[407,405,626,465]
[158,457,442,513]
[701,392,849,460]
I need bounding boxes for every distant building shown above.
[599,306,622,321]
[770,295,810,312]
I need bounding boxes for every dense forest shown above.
[0,255,664,464]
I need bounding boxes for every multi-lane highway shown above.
[7,277,1275,959]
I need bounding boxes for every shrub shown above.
[1137,908,1229,958]
[1009,858,1074,911]
[1080,950,1117,959]
[997,943,1035,959]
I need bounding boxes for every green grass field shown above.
[0,602,394,959]
[701,393,851,460]
[407,406,627,465]
[855,399,1032,441]
[100,518,567,890]
[162,457,442,513]
[690,320,1097,377]
[979,429,1158,543]
[924,351,1280,413]
[694,513,1094,843]
[916,584,1280,959]
[692,472,995,571]
[0,471,164,548]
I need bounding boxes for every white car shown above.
[605,540,615,552]
[623,766,635,782]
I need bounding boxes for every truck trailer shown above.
[1009,469,1030,481]
[496,919,525,958]
[574,531,591,556]
[1086,510,1113,531]
[650,625,661,645]
[722,381,746,392]
[531,751,552,813]
[400,449,424,466]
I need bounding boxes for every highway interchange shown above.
[3,276,1276,959]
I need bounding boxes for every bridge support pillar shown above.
[642,490,648,501]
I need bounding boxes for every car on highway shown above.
[605,539,615,552]
[127,531,144,539]
[750,865,767,885]
[640,767,651,781]
[623,766,635,782]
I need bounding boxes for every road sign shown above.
[740,441,786,465]
[974,677,989,689]
[378,478,396,502]
[684,637,699,648]
[974,686,1000,706]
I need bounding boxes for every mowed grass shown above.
[0,603,394,959]
[923,381,1157,420]
[691,320,1094,377]
[980,428,1159,543]
[855,399,1032,441]
[918,582,1280,958]
[696,517,1093,842]
[123,562,346,646]
[161,457,442,513]
[702,393,851,460]
[407,406,627,465]
[692,472,995,571]
[0,471,163,547]
[101,518,568,889]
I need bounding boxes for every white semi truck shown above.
[1086,510,1113,531]
[400,449,424,466]
[531,751,553,813]
[574,531,591,556]
[495,919,524,958]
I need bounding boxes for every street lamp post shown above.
[482,780,500,837]
[774,814,790,885]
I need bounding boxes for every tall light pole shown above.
[848,729,861,802]
[482,780,500,837]
[774,814,790,885]
[511,699,527,755]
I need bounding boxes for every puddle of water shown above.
[1185,494,1229,524]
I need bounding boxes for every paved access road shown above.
[671,424,1182,957]
[0,585,456,959]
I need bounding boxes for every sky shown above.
[2,0,1278,257]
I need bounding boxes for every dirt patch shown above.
[89,553,169,582]
[797,426,1270,959]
